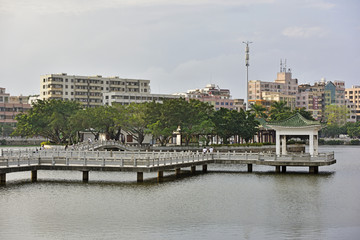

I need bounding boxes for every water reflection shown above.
[0,146,359,240]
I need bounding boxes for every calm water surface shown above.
[0,146,359,240]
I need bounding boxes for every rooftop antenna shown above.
[242,41,253,111]
[284,59,287,72]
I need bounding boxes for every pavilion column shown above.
[276,133,281,156]
[309,134,314,157]
[281,135,287,156]
[314,135,318,156]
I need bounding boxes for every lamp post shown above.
[243,41,252,111]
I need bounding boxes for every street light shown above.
[243,41,253,111]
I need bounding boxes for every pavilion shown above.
[267,113,322,157]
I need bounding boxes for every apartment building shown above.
[261,91,296,110]
[40,73,151,107]
[248,67,298,110]
[345,85,360,121]
[175,84,246,111]
[0,87,31,126]
[297,82,324,120]
[324,80,345,106]
[103,92,180,106]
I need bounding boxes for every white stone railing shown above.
[0,149,335,168]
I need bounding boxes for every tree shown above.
[12,99,81,144]
[346,122,360,138]
[324,105,349,126]
[180,99,214,146]
[145,101,174,146]
[121,103,149,145]
[212,108,233,144]
[293,107,315,121]
[238,109,259,143]
[0,123,15,137]
[268,101,292,121]
[250,104,267,119]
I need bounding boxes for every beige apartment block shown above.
[175,84,246,111]
[274,71,298,95]
[103,92,180,106]
[298,83,324,120]
[261,91,296,110]
[248,69,298,108]
[345,85,360,121]
[0,87,31,125]
[40,73,151,107]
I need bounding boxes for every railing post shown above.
[52,156,55,166]
[66,157,69,166]
[18,155,20,166]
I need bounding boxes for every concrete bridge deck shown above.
[0,150,336,184]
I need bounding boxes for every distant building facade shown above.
[0,87,31,126]
[345,85,360,121]
[174,84,245,111]
[248,67,298,110]
[40,73,151,107]
[103,92,180,106]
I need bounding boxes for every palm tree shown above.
[250,104,267,119]
[269,101,291,121]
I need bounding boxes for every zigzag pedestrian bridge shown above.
[0,148,336,185]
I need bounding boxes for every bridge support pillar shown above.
[137,172,143,183]
[191,166,196,174]
[202,165,207,173]
[309,166,318,174]
[281,166,287,173]
[175,168,181,178]
[247,164,253,173]
[31,170,37,182]
[275,166,281,173]
[83,171,89,182]
[0,173,6,185]
[157,171,163,182]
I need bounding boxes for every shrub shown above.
[350,139,360,145]
[41,141,51,146]
[325,140,344,145]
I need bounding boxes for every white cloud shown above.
[0,0,275,14]
[304,1,336,10]
[282,26,327,39]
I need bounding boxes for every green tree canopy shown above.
[12,99,81,144]
[324,105,349,126]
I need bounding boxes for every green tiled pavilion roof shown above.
[267,112,321,127]
[255,117,272,130]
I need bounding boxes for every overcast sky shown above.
[1,0,359,99]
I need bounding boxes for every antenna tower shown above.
[242,41,253,111]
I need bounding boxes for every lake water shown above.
[0,145,359,239]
